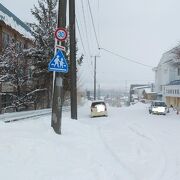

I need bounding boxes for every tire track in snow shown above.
[110,105,168,180]
[127,123,167,180]
[97,121,168,180]
[97,126,138,180]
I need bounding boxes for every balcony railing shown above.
[163,85,180,97]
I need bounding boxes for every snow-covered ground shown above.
[0,102,180,180]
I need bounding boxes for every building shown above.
[129,84,153,102]
[142,88,157,101]
[163,80,180,109]
[154,45,180,109]
[0,3,33,52]
[0,3,33,112]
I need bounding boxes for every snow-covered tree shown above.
[0,41,31,111]
[1,42,25,86]
[27,0,58,107]
[172,45,180,61]
[29,0,57,56]
[27,0,84,106]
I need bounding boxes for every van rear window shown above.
[91,102,106,107]
[154,102,166,107]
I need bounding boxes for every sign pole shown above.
[51,0,67,134]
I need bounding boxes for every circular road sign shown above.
[54,28,67,41]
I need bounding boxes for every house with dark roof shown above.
[0,2,33,52]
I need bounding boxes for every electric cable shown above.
[75,16,86,54]
[75,0,94,82]
[81,0,92,56]
[87,0,100,50]
[100,47,153,68]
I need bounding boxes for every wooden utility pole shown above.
[93,55,100,100]
[94,56,97,100]
[69,0,77,119]
[0,82,2,114]
[51,0,67,134]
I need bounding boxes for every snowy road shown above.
[0,102,180,180]
[79,103,180,180]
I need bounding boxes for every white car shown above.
[149,101,168,115]
[90,101,108,118]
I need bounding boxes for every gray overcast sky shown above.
[1,0,180,90]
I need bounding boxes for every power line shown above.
[100,47,153,68]
[76,1,94,81]
[75,16,86,54]
[75,19,94,82]
[81,0,91,56]
[87,0,100,49]
[97,0,100,44]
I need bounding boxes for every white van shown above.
[149,101,168,115]
[90,101,108,118]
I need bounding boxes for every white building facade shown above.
[154,46,180,108]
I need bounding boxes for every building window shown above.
[178,67,180,76]
[160,85,163,91]
[2,32,10,48]
[15,41,22,51]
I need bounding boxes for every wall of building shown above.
[154,46,180,109]
[0,3,34,113]
[0,21,33,53]
[0,2,33,53]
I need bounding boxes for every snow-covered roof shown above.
[168,80,180,85]
[132,94,138,98]
[132,85,150,90]
[158,45,180,66]
[0,3,32,39]
[143,88,151,93]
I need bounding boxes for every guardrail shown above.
[0,106,70,123]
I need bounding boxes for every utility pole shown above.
[51,0,67,134]
[125,80,127,93]
[69,0,77,119]
[94,56,97,100]
[93,55,100,100]
[0,97,1,114]
[98,84,101,100]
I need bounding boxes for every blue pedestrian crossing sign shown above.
[48,50,68,73]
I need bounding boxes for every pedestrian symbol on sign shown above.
[53,55,64,68]
[48,50,68,73]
